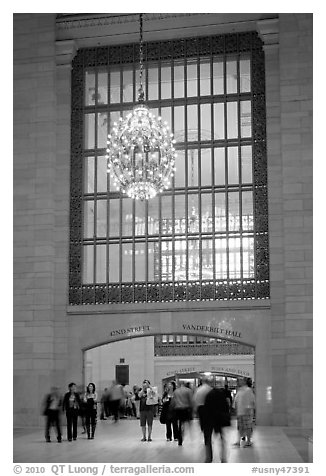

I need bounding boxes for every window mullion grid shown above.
[223,57,230,287]
[237,54,243,294]
[197,54,202,290]
[212,147,216,289]
[184,54,189,293]
[106,64,111,301]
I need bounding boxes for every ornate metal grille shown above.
[69,31,269,305]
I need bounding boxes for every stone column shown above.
[257,18,285,425]
[53,39,77,387]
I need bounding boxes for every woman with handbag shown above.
[160,381,178,441]
[138,379,157,442]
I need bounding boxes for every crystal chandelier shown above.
[106,14,177,200]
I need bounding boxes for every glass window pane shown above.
[161,196,172,235]
[187,63,197,97]
[97,156,107,193]
[174,64,184,98]
[109,111,121,130]
[240,58,251,93]
[161,241,173,281]
[188,239,199,280]
[161,107,172,128]
[135,200,146,236]
[214,193,226,231]
[201,193,212,232]
[122,198,133,236]
[174,106,184,142]
[84,157,95,194]
[122,69,133,102]
[240,101,252,137]
[84,201,94,238]
[188,195,199,233]
[214,148,225,186]
[213,59,224,95]
[242,191,253,231]
[241,145,252,184]
[109,199,120,237]
[161,64,171,99]
[200,104,211,140]
[215,238,227,279]
[97,112,108,149]
[148,66,158,100]
[188,149,198,187]
[96,200,107,237]
[175,195,186,234]
[226,59,237,94]
[243,237,254,278]
[148,197,159,234]
[148,242,159,281]
[110,71,120,104]
[229,237,241,278]
[109,244,119,282]
[213,103,224,139]
[187,105,198,141]
[227,147,239,184]
[135,243,146,282]
[200,60,211,96]
[174,150,185,188]
[122,243,132,282]
[227,102,238,139]
[202,239,213,279]
[83,245,94,283]
[96,244,106,282]
[98,71,108,104]
[201,149,212,186]
[174,240,187,281]
[228,192,240,231]
[85,71,96,106]
[85,113,95,149]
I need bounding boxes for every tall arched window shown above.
[69,32,269,304]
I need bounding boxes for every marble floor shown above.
[13,417,309,464]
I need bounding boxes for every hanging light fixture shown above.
[106,13,177,200]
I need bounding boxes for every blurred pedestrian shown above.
[108,380,124,423]
[100,387,109,420]
[193,377,211,434]
[173,381,193,446]
[202,380,231,463]
[42,386,62,443]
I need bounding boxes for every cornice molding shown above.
[56,13,205,31]
[256,18,279,51]
[55,39,77,67]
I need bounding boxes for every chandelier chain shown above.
[138,13,144,102]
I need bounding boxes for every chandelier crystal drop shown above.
[106,14,177,200]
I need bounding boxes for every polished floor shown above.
[13,417,310,464]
